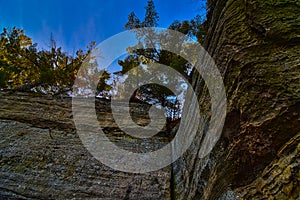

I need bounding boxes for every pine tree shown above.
[124,12,141,30]
[142,0,159,27]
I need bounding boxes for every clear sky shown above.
[0,0,206,54]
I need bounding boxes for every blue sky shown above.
[0,0,206,53]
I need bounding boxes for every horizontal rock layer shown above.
[0,91,171,199]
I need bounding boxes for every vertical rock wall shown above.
[174,0,300,199]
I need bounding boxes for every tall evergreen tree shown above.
[142,0,159,27]
[124,12,141,30]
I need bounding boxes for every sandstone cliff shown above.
[173,0,300,199]
[0,92,171,199]
[1,0,299,199]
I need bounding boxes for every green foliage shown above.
[0,27,111,96]
[0,27,38,87]
[0,1,207,102]
[118,0,207,119]
[118,1,197,120]
[142,0,159,27]
[124,0,159,30]
[97,70,112,95]
[124,12,141,30]
[169,15,206,42]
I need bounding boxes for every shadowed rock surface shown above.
[0,91,171,199]
[172,0,300,199]
[1,0,299,199]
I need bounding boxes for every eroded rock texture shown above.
[0,92,171,199]
[173,0,300,199]
[0,1,299,199]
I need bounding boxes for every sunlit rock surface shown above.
[0,91,171,199]
[1,0,299,198]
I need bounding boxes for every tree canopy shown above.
[117,0,207,120]
[0,27,111,96]
[0,0,207,109]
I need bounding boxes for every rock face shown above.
[236,134,300,199]
[173,0,300,199]
[0,92,171,199]
[1,1,299,199]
